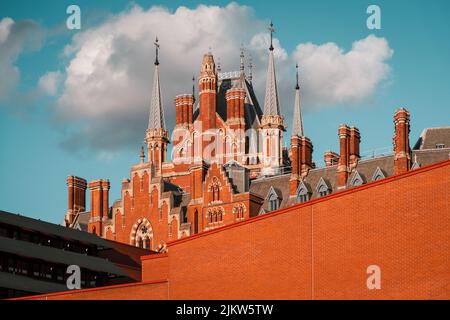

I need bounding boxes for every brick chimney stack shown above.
[337,124,351,189]
[393,108,411,174]
[349,126,361,169]
[324,151,340,167]
[65,176,87,226]
[289,136,313,195]
[88,179,110,236]
[199,52,217,131]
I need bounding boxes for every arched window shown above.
[194,210,199,234]
[210,177,221,202]
[133,219,153,248]
[234,204,245,220]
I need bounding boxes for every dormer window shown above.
[266,186,281,212]
[316,178,331,197]
[296,181,310,203]
[372,167,386,181]
[350,171,364,187]
[269,197,279,211]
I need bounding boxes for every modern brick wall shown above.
[166,159,449,299]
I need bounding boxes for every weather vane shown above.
[268,21,275,51]
[154,36,160,65]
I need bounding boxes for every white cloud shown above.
[52,3,393,152]
[292,35,393,106]
[38,71,62,96]
[0,17,14,43]
[0,17,43,100]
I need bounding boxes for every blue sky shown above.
[1,0,449,224]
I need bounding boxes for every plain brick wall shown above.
[166,160,449,299]
[142,253,169,282]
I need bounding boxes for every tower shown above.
[260,22,285,176]
[289,64,313,196]
[199,51,217,132]
[225,47,246,163]
[145,37,169,174]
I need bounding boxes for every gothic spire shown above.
[248,54,253,84]
[192,75,196,103]
[263,21,281,116]
[140,145,145,164]
[148,37,166,130]
[240,45,245,72]
[239,45,245,88]
[292,63,304,137]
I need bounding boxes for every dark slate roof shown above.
[73,212,90,232]
[413,127,450,150]
[249,154,396,212]
[346,155,394,187]
[217,77,262,130]
[412,148,450,167]
[193,74,262,132]
[250,174,291,212]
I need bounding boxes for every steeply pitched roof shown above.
[413,127,450,150]
[148,63,166,130]
[263,49,281,116]
[216,76,262,129]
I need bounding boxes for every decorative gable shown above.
[296,180,310,203]
[372,166,386,181]
[350,170,364,187]
[266,186,282,211]
[316,177,331,196]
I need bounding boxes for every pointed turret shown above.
[148,37,166,130]
[289,64,313,196]
[145,37,169,174]
[260,21,285,176]
[263,22,281,116]
[292,64,304,137]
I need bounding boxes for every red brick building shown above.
[63,26,450,261]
